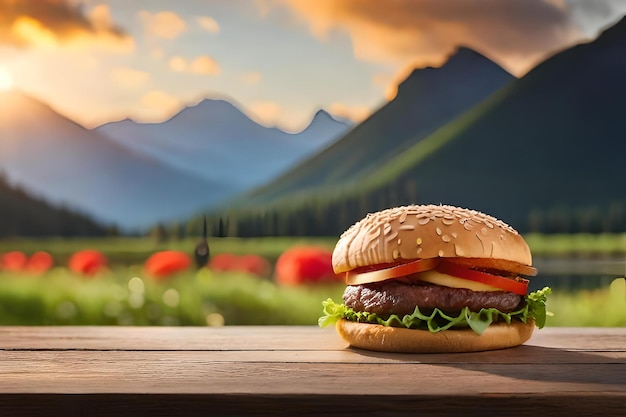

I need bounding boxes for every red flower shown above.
[68,250,108,276]
[25,251,54,275]
[274,246,340,285]
[1,251,27,272]
[144,250,191,279]
[235,254,270,277]
[208,253,239,272]
[208,253,270,277]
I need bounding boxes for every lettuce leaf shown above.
[318,286,552,335]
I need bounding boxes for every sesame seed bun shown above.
[336,318,535,353]
[332,204,533,275]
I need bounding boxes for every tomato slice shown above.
[345,258,440,285]
[435,261,529,296]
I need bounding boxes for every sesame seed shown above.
[442,235,450,242]
[416,237,422,245]
[436,227,442,235]
[438,250,444,257]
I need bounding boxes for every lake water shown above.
[532,257,625,292]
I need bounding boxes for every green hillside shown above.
[0,173,107,237]
[199,18,626,237]
[241,47,514,205]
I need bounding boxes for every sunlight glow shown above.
[0,68,14,91]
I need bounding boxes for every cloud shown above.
[566,0,626,36]
[168,56,187,72]
[197,16,220,33]
[139,10,186,39]
[140,90,181,119]
[0,0,132,51]
[271,0,587,76]
[241,71,262,84]
[111,67,150,88]
[328,102,372,123]
[248,101,282,126]
[372,72,398,100]
[190,55,220,75]
[168,55,220,75]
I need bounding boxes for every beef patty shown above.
[343,281,523,317]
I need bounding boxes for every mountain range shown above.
[95,101,350,191]
[0,92,349,230]
[210,16,626,236]
[241,47,515,204]
[0,91,232,230]
[8,15,626,235]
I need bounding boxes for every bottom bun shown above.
[336,319,535,353]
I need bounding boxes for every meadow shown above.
[0,235,624,327]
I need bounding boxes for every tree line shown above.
[195,184,626,238]
[0,173,107,237]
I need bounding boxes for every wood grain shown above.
[0,326,624,416]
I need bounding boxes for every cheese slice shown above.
[416,269,501,292]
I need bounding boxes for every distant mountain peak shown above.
[399,47,494,82]
[311,109,339,124]
[303,108,351,132]
[445,46,496,67]
[395,46,513,99]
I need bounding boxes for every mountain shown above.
[95,100,350,192]
[0,173,106,237]
[0,91,233,230]
[358,15,626,232]
[240,47,515,204]
[211,17,626,236]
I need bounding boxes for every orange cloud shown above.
[190,55,220,75]
[241,71,262,84]
[0,0,131,51]
[111,67,150,88]
[328,102,372,123]
[140,91,181,119]
[272,0,581,77]
[168,55,187,72]
[168,55,220,75]
[139,10,187,39]
[248,101,281,126]
[197,16,220,33]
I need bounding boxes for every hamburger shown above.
[319,204,551,353]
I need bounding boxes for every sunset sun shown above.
[0,67,14,91]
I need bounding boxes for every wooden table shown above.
[0,326,624,416]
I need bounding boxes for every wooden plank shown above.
[0,351,623,395]
[527,327,626,351]
[1,326,625,352]
[0,347,623,367]
[0,326,345,351]
[0,327,624,416]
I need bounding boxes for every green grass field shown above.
[0,267,623,327]
[0,235,624,327]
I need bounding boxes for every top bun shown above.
[332,204,532,274]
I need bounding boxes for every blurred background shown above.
[0,0,624,327]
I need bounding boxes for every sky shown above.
[1,0,626,132]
